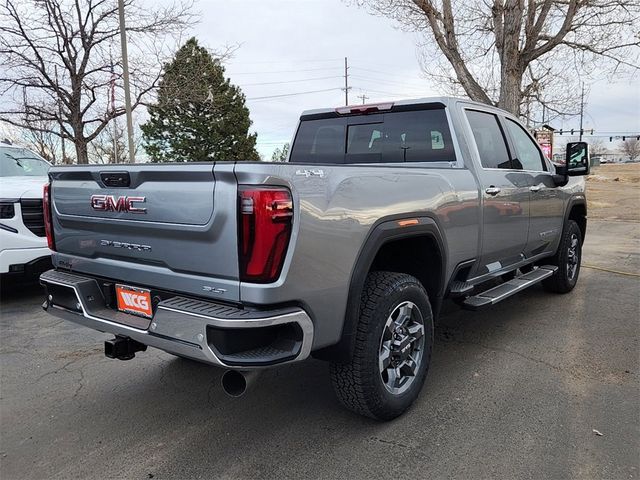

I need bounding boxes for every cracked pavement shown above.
[1,219,638,479]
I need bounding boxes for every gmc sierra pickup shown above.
[40,97,589,420]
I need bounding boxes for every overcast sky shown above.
[186,0,640,159]
[191,0,433,158]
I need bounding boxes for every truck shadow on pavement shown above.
[3,271,638,479]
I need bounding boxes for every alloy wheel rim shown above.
[567,233,579,281]
[378,301,425,395]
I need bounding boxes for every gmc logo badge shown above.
[90,195,147,213]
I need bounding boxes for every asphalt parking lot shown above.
[1,219,638,480]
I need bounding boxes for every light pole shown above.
[118,0,135,163]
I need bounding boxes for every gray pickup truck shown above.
[40,97,589,420]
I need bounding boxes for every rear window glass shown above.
[290,107,456,164]
[289,118,345,164]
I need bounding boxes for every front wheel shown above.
[330,271,434,420]
[542,219,583,293]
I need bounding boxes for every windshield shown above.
[0,147,50,177]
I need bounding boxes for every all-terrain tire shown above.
[330,271,434,420]
[542,219,583,293]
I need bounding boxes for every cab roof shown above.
[299,96,490,118]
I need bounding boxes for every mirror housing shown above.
[554,142,589,185]
[564,142,590,176]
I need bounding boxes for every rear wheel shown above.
[542,219,582,293]
[330,271,433,420]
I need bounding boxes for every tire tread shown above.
[542,219,582,293]
[330,271,432,420]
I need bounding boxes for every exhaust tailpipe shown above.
[221,370,260,397]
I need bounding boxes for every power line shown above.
[354,87,412,97]
[246,88,343,101]
[239,75,343,87]
[352,60,423,71]
[350,74,427,91]
[228,58,342,65]
[229,66,343,76]
[350,67,427,86]
[351,65,423,80]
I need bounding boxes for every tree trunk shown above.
[75,137,89,164]
[498,69,523,116]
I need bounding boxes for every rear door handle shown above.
[530,185,542,192]
[485,187,501,196]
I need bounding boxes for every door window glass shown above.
[465,110,511,169]
[505,119,546,171]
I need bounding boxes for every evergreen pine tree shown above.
[142,38,259,162]
[271,143,290,162]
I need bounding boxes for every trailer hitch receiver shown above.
[105,336,147,360]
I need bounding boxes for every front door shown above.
[465,109,530,276]
[502,118,564,257]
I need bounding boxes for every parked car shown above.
[39,97,589,419]
[0,144,52,281]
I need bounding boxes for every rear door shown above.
[50,163,240,302]
[464,109,530,275]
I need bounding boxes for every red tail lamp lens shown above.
[238,186,293,283]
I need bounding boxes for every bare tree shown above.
[89,118,144,164]
[0,0,196,163]
[588,138,608,158]
[21,119,62,164]
[1,118,72,163]
[354,0,640,117]
[621,138,640,162]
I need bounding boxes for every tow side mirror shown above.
[565,142,590,176]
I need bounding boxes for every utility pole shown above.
[109,48,118,164]
[358,94,369,104]
[118,0,135,163]
[579,83,585,141]
[342,57,351,106]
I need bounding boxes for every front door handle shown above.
[485,186,501,196]
[530,185,542,192]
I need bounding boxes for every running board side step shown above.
[462,266,558,310]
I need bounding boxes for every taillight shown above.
[43,183,55,251]
[238,186,293,283]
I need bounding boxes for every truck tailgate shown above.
[49,163,240,302]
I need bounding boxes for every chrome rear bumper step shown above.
[462,265,557,310]
[39,269,314,369]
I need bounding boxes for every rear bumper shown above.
[39,269,313,369]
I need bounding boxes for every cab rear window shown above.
[290,107,456,164]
